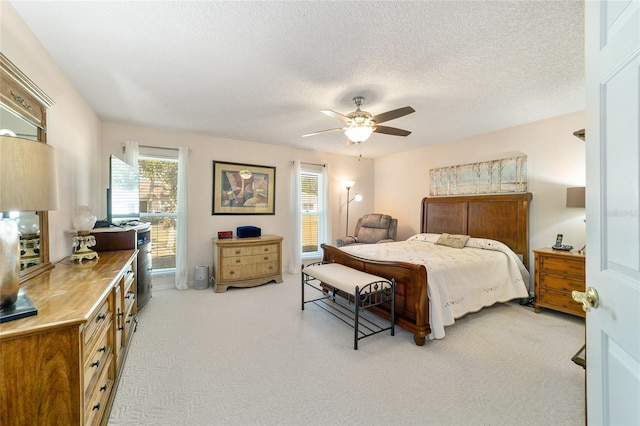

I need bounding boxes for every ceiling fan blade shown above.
[372,106,415,124]
[302,127,345,137]
[321,109,351,123]
[374,125,412,137]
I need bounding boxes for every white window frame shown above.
[138,147,179,275]
[301,165,327,259]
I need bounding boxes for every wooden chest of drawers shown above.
[213,235,283,292]
[0,250,138,426]
[533,248,586,318]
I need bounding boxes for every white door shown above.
[584,0,640,424]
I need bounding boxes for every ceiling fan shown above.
[303,96,415,144]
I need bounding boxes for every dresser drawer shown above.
[84,299,111,347]
[539,256,585,279]
[252,243,278,255]
[84,353,114,426]
[256,260,279,276]
[222,252,279,267]
[221,265,255,280]
[222,246,253,258]
[83,321,112,395]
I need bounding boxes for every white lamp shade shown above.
[344,126,373,143]
[0,136,58,212]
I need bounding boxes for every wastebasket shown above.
[195,266,210,290]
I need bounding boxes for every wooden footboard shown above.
[321,244,430,345]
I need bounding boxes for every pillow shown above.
[435,233,470,249]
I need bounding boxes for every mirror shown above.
[1,53,54,282]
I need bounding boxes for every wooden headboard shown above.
[421,193,533,267]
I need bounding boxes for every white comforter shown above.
[339,233,530,339]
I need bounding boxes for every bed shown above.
[321,193,532,346]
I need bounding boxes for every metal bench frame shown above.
[301,261,395,350]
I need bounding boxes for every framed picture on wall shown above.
[212,161,276,215]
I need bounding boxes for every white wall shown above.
[1,2,102,262]
[374,111,586,283]
[101,122,375,283]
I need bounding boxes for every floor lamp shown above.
[345,181,363,236]
[0,135,59,323]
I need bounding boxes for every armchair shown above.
[336,213,398,247]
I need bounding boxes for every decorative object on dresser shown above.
[0,250,138,425]
[70,205,99,262]
[212,161,276,215]
[92,224,153,310]
[212,235,283,292]
[533,248,586,318]
[218,230,233,239]
[236,225,261,238]
[0,135,58,323]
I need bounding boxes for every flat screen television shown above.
[107,155,140,224]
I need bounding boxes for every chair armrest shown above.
[336,236,357,247]
[376,239,395,244]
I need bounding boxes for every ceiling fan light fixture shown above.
[345,125,374,143]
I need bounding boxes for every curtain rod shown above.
[139,144,178,151]
[297,161,326,167]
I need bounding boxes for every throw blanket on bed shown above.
[339,233,530,339]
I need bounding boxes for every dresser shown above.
[533,248,586,318]
[212,235,283,292]
[0,250,138,425]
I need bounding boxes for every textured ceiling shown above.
[9,1,585,159]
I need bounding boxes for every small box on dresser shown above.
[533,248,586,318]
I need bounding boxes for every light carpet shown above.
[109,272,585,426]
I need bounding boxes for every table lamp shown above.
[1,135,58,323]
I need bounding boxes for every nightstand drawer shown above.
[539,289,584,317]
[539,273,584,292]
[539,256,585,279]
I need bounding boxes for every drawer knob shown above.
[98,345,107,353]
[235,250,241,254]
[263,248,268,252]
[229,271,235,275]
[263,256,269,260]
[571,287,599,312]
[91,360,100,368]
[235,259,241,263]
[93,402,101,411]
[96,313,106,322]
[100,384,107,392]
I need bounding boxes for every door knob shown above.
[572,287,599,312]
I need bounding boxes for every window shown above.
[138,152,178,272]
[300,165,326,258]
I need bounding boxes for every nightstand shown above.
[533,248,586,318]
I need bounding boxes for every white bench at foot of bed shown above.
[301,262,395,350]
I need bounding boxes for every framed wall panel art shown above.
[212,161,276,215]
